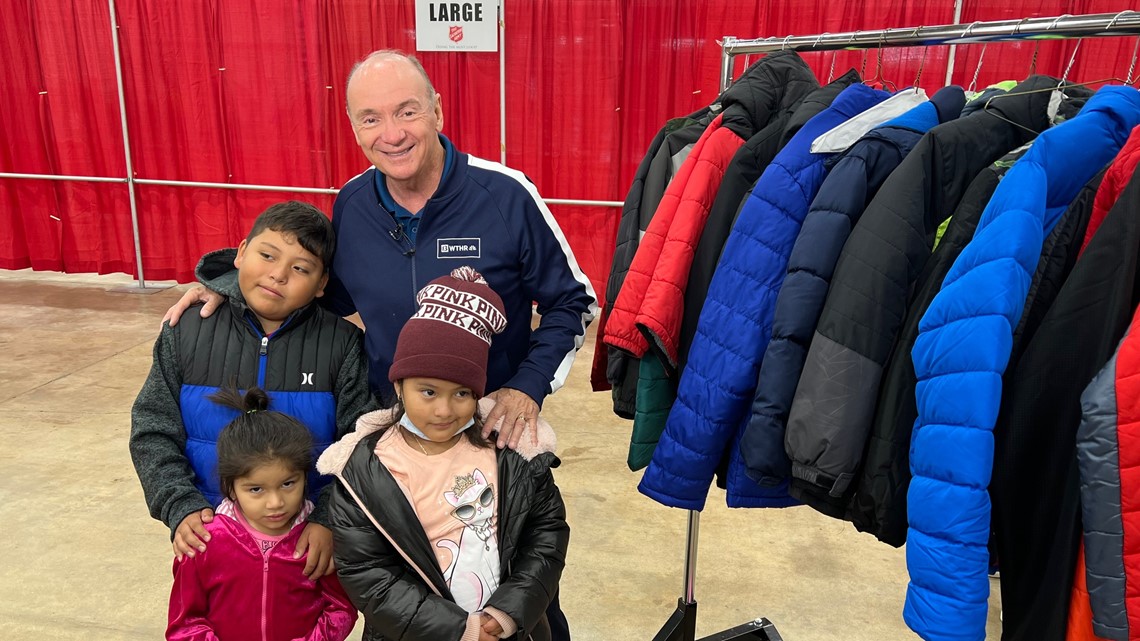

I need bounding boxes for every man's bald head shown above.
[345,50,436,115]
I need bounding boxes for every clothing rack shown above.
[719,11,1140,91]
[649,11,1140,641]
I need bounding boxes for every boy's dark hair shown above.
[382,385,493,449]
[210,385,314,500]
[246,201,336,272]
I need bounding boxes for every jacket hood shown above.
[879,85,966,133]
[780,69,862,147]
[714,50,820,139]
[196,248,244,300]
[317,396,557,476]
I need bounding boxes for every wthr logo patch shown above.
[437,238,481,259]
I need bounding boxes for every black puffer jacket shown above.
[319,403,568,641]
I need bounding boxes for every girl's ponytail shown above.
[210,385,313,501]
[209,386,270,415]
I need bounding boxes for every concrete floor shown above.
[0,269,1004,641]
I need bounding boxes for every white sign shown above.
[415,0,500,52]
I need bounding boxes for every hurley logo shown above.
[301,372,314,386]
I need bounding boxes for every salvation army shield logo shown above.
[449,25,464,42]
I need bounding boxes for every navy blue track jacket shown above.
[324,136,598,405]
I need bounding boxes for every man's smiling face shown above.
[346,57,445,186]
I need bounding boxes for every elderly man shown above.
[169,50,596,448]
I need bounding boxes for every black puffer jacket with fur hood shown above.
[318,399,568,641]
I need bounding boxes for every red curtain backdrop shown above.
[2,1,1138,295]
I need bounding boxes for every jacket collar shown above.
[317,396,557,477]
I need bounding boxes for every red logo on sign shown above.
[449,26,464,42]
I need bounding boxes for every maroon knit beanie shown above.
[388,266,507,396]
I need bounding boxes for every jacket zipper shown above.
[246,314,295,389]
[261,555,270,641]
[411,253,418,300]
[258,336,269,389]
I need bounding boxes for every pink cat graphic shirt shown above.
[374,427,501,612]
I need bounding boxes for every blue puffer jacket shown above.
[906,86,1140,641]
[742,88,964,491]
[638,83,889,510]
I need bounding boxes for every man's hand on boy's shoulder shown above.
[295,522,336,580]
[164,286,225,329]
[173,508,214,560]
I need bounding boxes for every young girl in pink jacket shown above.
[166,387,357,641]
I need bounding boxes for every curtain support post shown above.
[107,0,165,293]
[944,0,964,87]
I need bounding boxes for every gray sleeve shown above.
[310,330,376,527]
[129,324,211,538]
[1076,349,1128,641]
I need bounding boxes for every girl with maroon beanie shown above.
[319,267,569,641]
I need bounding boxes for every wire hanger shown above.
[811,32,830,82]
[911,26,926,94]
[864,31,898,92]
[1127,36,1140,86]
[959,22,986,95]
[980,29,1123,137]
[967,43,989,95]
[1028,40,1041,76]
[1046,11,1136,89]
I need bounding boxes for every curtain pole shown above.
[107,0,148,289]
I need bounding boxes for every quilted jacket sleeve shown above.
[633,126,747,364]
[906,86,1140,641]
[594,125,671,391]
[605,115,721,357]
[328,481,469,641]
[636,156,810,510]
[742,147,878,487]
[1076,340,1127,641]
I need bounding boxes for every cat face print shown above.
[445,469,495,525]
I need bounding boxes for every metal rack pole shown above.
[650,510,782,641]
[720,10,1140,89]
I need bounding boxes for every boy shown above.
[130,201,374,580]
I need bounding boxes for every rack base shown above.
[651,598,783,641]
